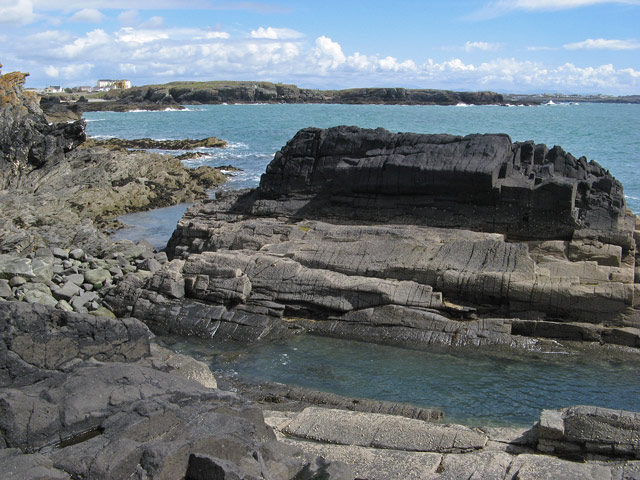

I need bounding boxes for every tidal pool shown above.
[162,334,640,427]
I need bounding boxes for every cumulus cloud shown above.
[250,27,304,40]
[8,24,640,94]
[44,62,94,79]
[465,41,502,52]
[69,8,105,23]
[0,0,37,25]
[563,38,640,50]
[313,36,346,71]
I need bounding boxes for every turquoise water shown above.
[166,334,640,427]
[89,103,640,425]
[86,102,640,209]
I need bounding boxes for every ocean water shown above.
[86,103,640,425]
[85,103,640,247]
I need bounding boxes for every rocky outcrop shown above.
[85,136,227,150]
[263,405,640,479]
[0,69,228,256]
[0,71,85,190]
[79,81,505,108]
[0,301,348,479]
[104,126,640,348]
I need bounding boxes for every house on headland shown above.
[95,79,131,91]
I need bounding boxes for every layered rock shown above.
[104,126,640,348]
[0,301,347,479]
[263,405,640,479]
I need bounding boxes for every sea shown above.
[84,102,640,426]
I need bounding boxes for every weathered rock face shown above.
[0,71,86,190]
[130,126,640,348]
[0,301,341,479]
[257,127,628,244]
[0,69,228,255]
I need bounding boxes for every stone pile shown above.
[0,240,166,318]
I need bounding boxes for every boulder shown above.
[537,406,640,459]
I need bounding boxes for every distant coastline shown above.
[37,80,640,114]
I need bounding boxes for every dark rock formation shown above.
[0,69,228,255]
[257,127,627,244]
[78,81,505,109]
[0,301,347,479]
[85,136,227,150]
[0,72,85,190]
[105,126,640,349]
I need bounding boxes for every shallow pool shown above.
[163,334,640,427]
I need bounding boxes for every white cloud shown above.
[202,31,230,39]
[471,0,640,19]
[44,62,93,79]
[118,9,140,26]
[60,29,111,58]
[465,41,502,52]
[0,0,37,25]
[313,36,346,71]
[563,38,640,50]
[116,28,169,44]
[250,27,304,40]
[44,65,59,77]
[69,8,105,23]
[140,16,165,29]
[7,24,639,95]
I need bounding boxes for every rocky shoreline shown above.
[2,64,640,479]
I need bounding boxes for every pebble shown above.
[0,279,12,298]
[69,248,85,260]
[9,276,27,287]
[52,247,69,259]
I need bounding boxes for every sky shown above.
[1,0,639,94]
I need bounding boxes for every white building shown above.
[95,79,131,91]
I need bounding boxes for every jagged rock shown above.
[0,69,228,256]
[0,71,85,191]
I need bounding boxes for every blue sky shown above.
[1,0,639,94]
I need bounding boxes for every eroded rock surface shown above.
[0,301,348,479]
[0,69,227,256]
[105,126,640,349]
